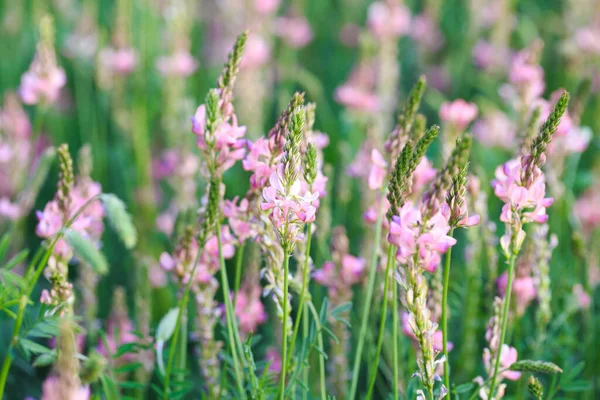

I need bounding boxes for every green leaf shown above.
[561,380,592,392]
[33,350,57,367]
[4,250,29,271]
[100,193,138,249]
[63,228,108,275]
[19,338,52,359]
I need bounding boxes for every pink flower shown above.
[472,40,510,72]
[473,112,516,149]
[402,313,452,352]
[41,376,90,400]
[439,99,478,131]
[483,344,521,381]
[314,255,365,288]
[0,198,20,220]
[235,286,267,333]
[191,105,247,173]
[334,63,379,113]
[412,157,437,194]
[368,149,387,190]
[574,26,600,55]
[243,137,279,189]
[261,164,319,229]
[156,50,198,77]
[574,185,600,235]
[572,284,591,310]
[275,16,313,48]
[265,347,282,374]
[505,50,545,105]
[19,67,66,105]
[99,47,138,75]
[223,197,255,241]
[388,202,456,272]
[497,271,536,316]
[241,35,271,69]
[367,1,411,40]
[254,0,280,14]
[410,13,444,53]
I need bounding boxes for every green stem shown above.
[284,224,313,375]
[348,191,386,399]
[442,228,455,399]
[0,295,27,399]
[216,217,247,399]
[176,309,187,384]
[233,241,246,305]
[392,278,399,400]
[488,251,518,398]
[365,244,396,399]
[279,248,291,399]
[307,302,327,400]
[302,304,309,400]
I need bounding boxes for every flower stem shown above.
[392,277,399,400]
[216,219,247,398]
[233,241,246,305]
[348,192,386,399]
[442,228,455,399]
[366,244,396,399]
[488,251,518,398]
[279,248,291,399]
[307,301,327,400]
[284,224,312,374]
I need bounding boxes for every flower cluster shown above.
[19,15,66,106]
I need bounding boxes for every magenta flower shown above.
[367,1,411,40]
[223,197,255,242]
[265,347,282,374]
[156,50,198,77]
[243,137,280,190]
[473,112,516,149]
[439,99,478,131]
[314,255,365,289]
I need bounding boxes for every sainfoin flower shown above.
[314,254,365,289]
[19,64,66,106]
[483,344,521,381]
[439,99,478,131]
[261,164,319,240]
[275,16,313,48]
[473,112,516,149]
[334,63,379,113]
[367,1,411,40]
[41,376,90,400]
[156,50,198,77]
[191,104,247,174]
[388,202,456,272]
[240,34,271,69]
[234,285,267,334]
[368,149,387,190]
[497,271,536,316]
[402,312,453,352]
[98,47,138,75]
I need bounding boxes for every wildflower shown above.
[497,271,536,316]
[473,112,516,149]
[472,40,510,72]
[402,312,453,352]
[156,50,198,77]
[240,34,271,69]
[368,149,387,190]
[483,344,521,381]
[41,376,90,400]
[254,0,281,14]
[265,348,282,374]
[234,284,267,334]
[275,16,313,48]
[572,284,591,310]
[334,62,380,113]
[367,1,411,40]
[439,99,478,131]
[19,15,66,105]
[98,46,138,75]
[573,26,600,55]
[410,12,444,53]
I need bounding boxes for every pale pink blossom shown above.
[402,313,453,352]
[0,198,20,220]
[483,344,521,381]
[473,112,516,149]
[223,197,255,241]
[254,0,281,14]
[472,40,510,72]
[439,99,478,131]
[243,137,279,189]
[335,63,379,113]
[368,149,387,190]
[265,347,282,374]
[388,202,456,272]
[497,271,536,315]
[505,50,545,105]
[367,1,411,40]
[314,255,365,289]
[573,284,591,310]
[191,104,247,173]
[275,16,313,48]
[240,35,271,69]
[574,26,600,55]
[19,67,66,105]
[156,50,198,77]
[234,286,267,333]
[41,376,90,400]
[410,13,444,53]
[412,157,437,194]
[99,47,138,75]
[574,185,600,234]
